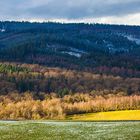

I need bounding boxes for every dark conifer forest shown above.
[0,22,140,72]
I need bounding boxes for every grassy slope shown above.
[68,110,140,121]
[0,121,140,140]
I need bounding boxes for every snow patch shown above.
[125,35,140,45]
[70,48,86,54]
[61,48,87,58]
[0,27,6,33]
[0,29,5,32]
[62,51,81,58]
[118,33,140,45]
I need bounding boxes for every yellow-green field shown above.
[69,110,140,121]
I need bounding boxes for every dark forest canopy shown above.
[0,22,140,78]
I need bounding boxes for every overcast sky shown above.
[0,0,140,25]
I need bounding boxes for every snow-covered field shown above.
[0,121,140,140]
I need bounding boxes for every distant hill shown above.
[0,21,140,76]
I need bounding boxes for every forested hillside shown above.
[0,21,140,78]
[0,63,139,96]
[0,63,140,119]
[0,22,140,96]
[0,22,140,119]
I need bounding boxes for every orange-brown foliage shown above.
[0,93,140,120]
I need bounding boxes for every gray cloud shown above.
[27,0,140,19]
[0,0,140,24]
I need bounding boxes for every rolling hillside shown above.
[0,22,140,76]
[0,22,140,120]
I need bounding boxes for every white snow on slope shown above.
[125,35,140,45]
[62,51,81,58]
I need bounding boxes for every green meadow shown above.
[0,121,140,140]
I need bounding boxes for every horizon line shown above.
[0,20,140,27]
